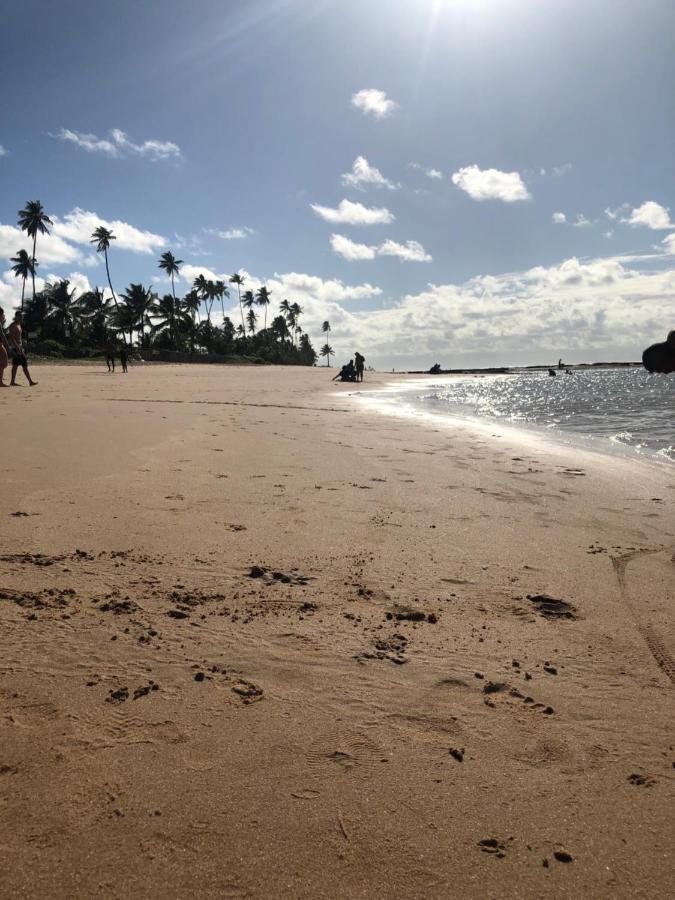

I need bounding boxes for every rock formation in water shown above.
[642,330,675,373]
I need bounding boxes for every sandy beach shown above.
[0,363,673,899]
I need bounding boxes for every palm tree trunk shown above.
[30,234,37,309]
[237,285,245,333]
[20,277,25,312]
[171,272,176,301]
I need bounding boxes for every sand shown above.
[0,363,673,899]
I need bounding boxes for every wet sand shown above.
[1,363,673,898]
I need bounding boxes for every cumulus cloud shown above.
[330,234,376,261]
[311,199,394,226]
[53,127,182,161]
[331,234,431,263]
[52,208,166,254]
[662,233,675,254]
[625,201,672,230]
[219,227,254,240]
[0,223,83,266]
[0,268,91,314]
[552,212,567,224]
[351,89,398,119]
[341,156,398,191]
[451,165,531,202]
[0,145,8,157]
[378,239,432,262]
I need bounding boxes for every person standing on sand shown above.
[0,307,10,387]
[354,351,365,382]
[119,345,128,374]
[8,312,37,387]
[105,344,116,373]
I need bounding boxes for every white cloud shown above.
[605,204,629,221]
[625,201,672,230]
[219,227,254,240]
[409,163,442,180]
[341,156,398,191]
[311,199,394,225]
[552,163,572,177]
[181,264,222,285]
[552,212,567,224]
[451,165,531,202]
[351,88,398,120]
[0,145,8,158]
[330,234,376,261]
[331,234,431,263]
[662,234,675,254]
[53,127,181,161]
[378,239,432,262]
[52,208,166,254]
[0,223,83,266]
[0,268,91,314]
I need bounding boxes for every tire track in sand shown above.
[611,548,675,684]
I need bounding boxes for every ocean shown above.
[360,368,675,464]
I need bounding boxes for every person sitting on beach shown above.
[548,368,556,377]
[8,312,37,387]
[429,363,442,374]
[354,352,365,382]
[0,307,10,387]
[119,346,128,374]
[332,359,357,382]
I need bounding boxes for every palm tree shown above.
[215,279,229,322]
[193,274,208,321]
[10,250,35,311]
[320,343,334,366]
[44,280,80,341]
[242,290,256,316]
[291,302,303,347]
[203,280,219,323]
[90,226,121,316]
[229,272,246,334]
[17,200,52,309]
[246,307,257,335]
[256,286,272,334]
[119,283,156,346]
[152,294,190,347]
[322,320,331,340]
[183,289,201,324]
[77,287,111,342]
[158,251,183,300]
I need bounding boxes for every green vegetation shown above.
[10,200,321,366]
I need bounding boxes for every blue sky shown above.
[1,0,674,367]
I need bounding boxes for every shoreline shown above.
[351,373,675,472]
[1,364,673,899]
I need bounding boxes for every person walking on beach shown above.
[105,344,116,373]
[354,351,365,382]
[0,307,10,387]
[119,345,128,374]
[8,312,37,387]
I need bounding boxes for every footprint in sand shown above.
[306,730,383,775]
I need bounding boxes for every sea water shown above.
[362,368,675,464]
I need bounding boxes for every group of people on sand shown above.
[332,352,365,383]
[0,308,37,388]
[105,345,129,374]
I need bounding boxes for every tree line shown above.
[9,200,337,366]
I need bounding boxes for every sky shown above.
[1,0,674,368]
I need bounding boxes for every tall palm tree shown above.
[246,307,257,335]
[158,251,183,300]
[193,274,208,321]
[280,299,292,324]
[256,286,272,334]
[203,280,219,323]
[90,226,121,313]
[17,200,52,309]
[320,343,334,366]
[77,287,111,345]
[229,272,247,334]
[291,302,303,347]
[10,250,35,311]
[214,280,229,322]
[322,320,331,340]
[242,290,256,316]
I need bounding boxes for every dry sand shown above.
[0,363,673,899]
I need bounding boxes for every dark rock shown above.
[553,850,573,863]
[449,747,464,762]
